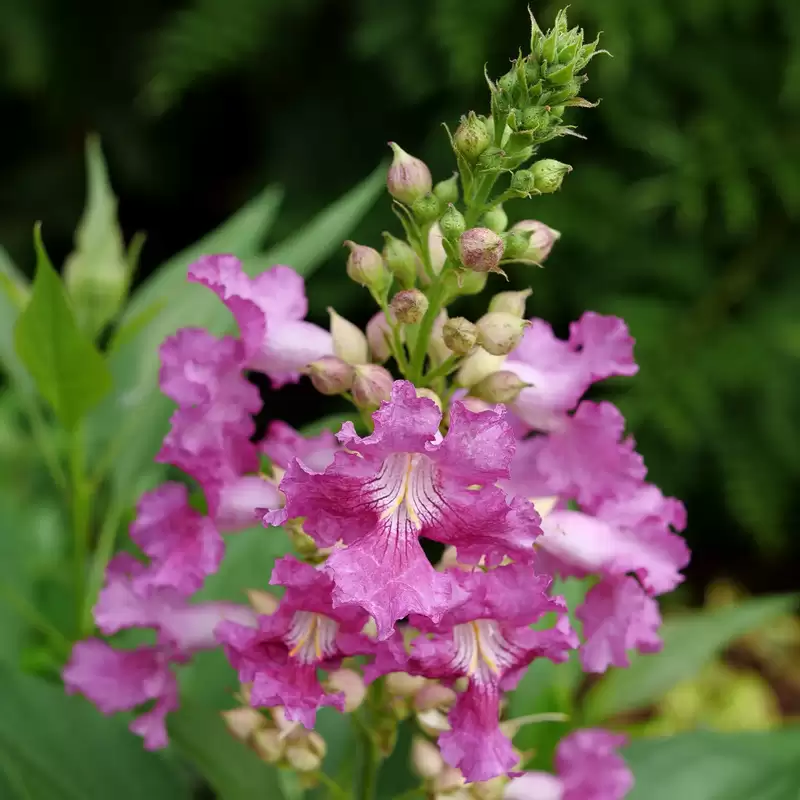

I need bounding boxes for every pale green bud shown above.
[530,159,572,193]
[382,232,419,289]
[482,204,508,234]
[411,737,445,780]
[476,312,528,356]
[488,288,532,318]
[433,174,459,205]
[344,240,390,295]
[411,192,442,224]
[328,308,369,365]
[439,204,467,242]
[471,370,530,404]
[442,317,477,355]
[453,111,492,162]
[456,348,507,388]
[326,669,366,712]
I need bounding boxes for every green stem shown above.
[81,497,125,635]
[409,278,449,383]
[314,771,350,800]
[24,402,67,493]
[357,725,380,800]
[0,581,71,657]
[69,426,91,634]
[422,354,461,386]
[393,786,426,800]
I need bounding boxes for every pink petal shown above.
[555,729,633,800]
[261,420,339,472]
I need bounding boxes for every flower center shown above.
[369,453,440,535]
[451,620,517,682]
[285,611,338,664]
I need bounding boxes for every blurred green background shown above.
[2,2,800,615]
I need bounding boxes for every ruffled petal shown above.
[577,577,663,672]
[261,421,339,472]
[556,729,633,800]
[568,312,638,382]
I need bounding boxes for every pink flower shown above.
[188,255,333,387]
[261,420,339,473]
[268,381,542,639]
[216,556,381,728]
[129,483,224,596]
[577,577,663,672]
[64,640,179,750]
[504,313,637,431]
[535,402,646,508]
[406,565,578,782]
[505,729,633,800]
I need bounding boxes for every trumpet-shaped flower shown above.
[261,420,339,473]
[406,565,578,782]
[188,256,332,386]
[269,381,542,638]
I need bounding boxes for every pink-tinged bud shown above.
[428,223,447,275]
[352,364,393,409]
[414,683,457,712]
[308,355,355,395]
[458,227,505,273]
[459,396,493,414]
[488,288,532,317]
[247,589,279,615]
[412,736,445,779]
[442,316,477,355]
[471,370,530,404]
[386,672,427,697]
[510,220,561,263]
[326,668,366,712]
[390,288,429,324]
[328,308,369,365]
[222,707,265,742]
[285,742,323,773]
[456,347,507,387]
[387,142,432,205]
[345,240,391,294]
[476,312,528,356]
[366,311,397,363]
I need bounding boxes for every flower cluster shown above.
[64,10,688,798]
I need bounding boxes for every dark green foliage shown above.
[0,0,798,584]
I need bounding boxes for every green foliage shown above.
[14,227,112,430]
[624,727,800,800]
[583,593,800,723]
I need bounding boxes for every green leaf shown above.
[624,728,800,800]
[13,226,112,429]
[0,664,188,799]
[63,135,130,337]
[0,248,32,391]
[584,593,799,723]
[169,701,283,800]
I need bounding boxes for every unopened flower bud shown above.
[482,205,508,234]
[252,728,284,763]
[345,240,390,294]
[327,668,366,712]
[530,159,572,193]
[222,707,264,742]
[352,364,393,409]
[489,288,532,317]
[428,310,451,365]
[387,142,432,205]
[247,588,279,615]
[411,193,442,224]
[453,111,492,162]
[414,683,457,712]
[366,311,396,363]
[307,731,327,759]
[427,223,448,276]
[440,204,467,242]
[459,228,505,273]
[510,220,561,263]
[433,174,459,205]
[285,743,323,773]
[415,388,442,410]
[329,308,369,365]
[417,708,452,737]
[386,672,427,697]
[510,169,537,195]
[390,289,429,324]
[434,766,466,794]
[477,146,506,172]
[471,370,530,404]
[442,317,477,355]
[456,348,507,387]
[412,737,445,780]
[459,396,493,414]
[382,232,419,289]
[502,231,533,261]
[476,312,528,356]
[308,355,355,395]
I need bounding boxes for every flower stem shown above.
[69,425,91,635]
[409,277,448,383]
[314,771,350,800]
[422,354,461,386]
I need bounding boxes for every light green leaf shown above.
[96,168,383,502]
[63,136,129,338]
[584,593,799,723]
[624,728,800,800]
[0,664,188,799]
[0,248,32,391]
[169,701,283,800]
[13,226,112,429]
